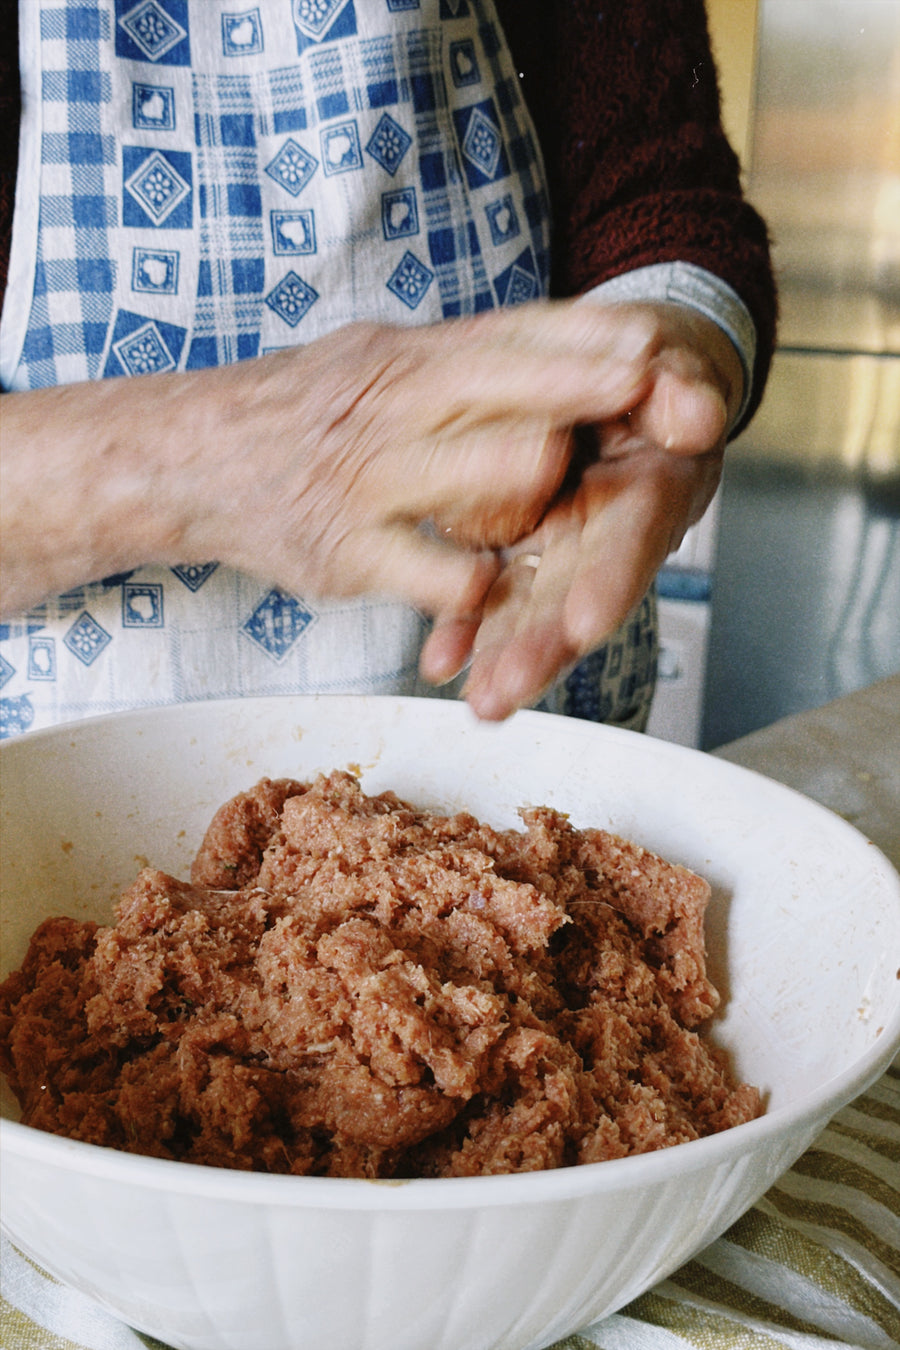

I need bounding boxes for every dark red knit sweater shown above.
[0,0,776,428]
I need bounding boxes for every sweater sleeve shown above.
[495,0,777,436]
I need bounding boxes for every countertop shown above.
[714,672,900,874]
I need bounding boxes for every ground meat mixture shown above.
[0,771,760,1177]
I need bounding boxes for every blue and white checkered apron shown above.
[0,0,657,738]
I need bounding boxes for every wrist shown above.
[0,370,230,614]
[579,262,756,433]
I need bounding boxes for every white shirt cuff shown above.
[578,261,757,431]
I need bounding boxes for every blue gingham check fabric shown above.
[0,0,663,738]
[6,4,118,388]
[3,0,552,388]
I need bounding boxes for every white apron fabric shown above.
[0,0,657,738]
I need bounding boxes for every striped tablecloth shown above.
[4,678,900,1349]
[3,1052,898,1349]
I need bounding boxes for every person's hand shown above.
[418,303,745,720]
[0,299,743,724]
[0,301,658,627]
[182,303,646,628]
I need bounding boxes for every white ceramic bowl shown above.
[2,695,899,1350]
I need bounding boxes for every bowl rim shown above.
[3,696,900,1211]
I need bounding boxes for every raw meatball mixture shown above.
[0,771,760,1176]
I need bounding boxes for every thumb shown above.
[636,369,729,455]
[332,522,502,619]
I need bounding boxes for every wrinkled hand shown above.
[418,303,745,719]
[0,300,674,620]
[1,299,743,729]
[173,302,681,631]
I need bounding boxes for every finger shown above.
[463,549,579,720]
[393,422,574,550]
[465,619,575,720]
[326,524,502,619]
[419,613,480,686]
[634,367,729,455]
[404,303,659,432]
[464,442,715,719]
[562,451,703,653]
[465,621,574,720]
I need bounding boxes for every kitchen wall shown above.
[699,0,900,748]
[706,0,760,165]
[734,0,899,475]
[645,0,762,746]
